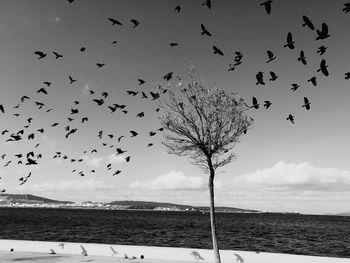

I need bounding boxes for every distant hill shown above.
[334,212,350,216]
[107,200,259,213]
[0,194,74,204]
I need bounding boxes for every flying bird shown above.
[307,76,317,86]
[228,64,235,71]
[130,19,140,28]
[266,50,276,63]
[43,81,51,87]
[316,23,330,40]
[317,59,329,76]
[343,3,350,13]
[37,88,48,95]
[256,72,265,85]
[260,0,273,14]
[284,32,295,49]
[202,0,211,9]
[200,24,212,36]
[345,72,350,80]
[69,76,76,84]
[80,47,86,52]
[251,97,259,109]
[212,45,224,56]
[96,63,105,68]
[317,46,327,55]
[287,114,295,124]
[174,5,182,13]
[138,79,145,85]
[20,95,30,103]
[298,50,307,65]
[169,42,179,47]
[0,105,4,114]
[53,51,63,59]
[291,83,299,92]
[141,92,148,99]
[93,99,104,106]
[302,15,315,30]
[130,130,138,137]
[269,71,278,81]
[163,72,173,81]
[125,156,131,162]
[101,92,108,98]
[34,51,46,59]
[150,91,160,100]
[126,90,138,96]
[136,112,144,118]
[108,18,122,26]
[302,97,311,110]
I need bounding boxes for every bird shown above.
[51,122,59,127]
[130,130,138,137]
[149,131,156,136]
[34,51,46,59]
[269,71,278,81]
[26,158,38,165]
[43,81,51,87]
[20,95,30,103]
[150,91,160,100]
[317,59,329,76]
[260,0,273,14]
[147,143,154,147]
[117,136,124,143]
[212,45,224,56]
[228,64,235,71]
[116,148,127,154]
[302,15,314,30]
[266,50,276,63]
[284,32,295,49]
[250,97,259,109]
[343,3,350,13]
[80,47,86,52]
[0,105,4,114]
[125,156,131,162]
[108,18,122,26]
[108,105,117,113]
[130,19,140,28]
[35,101,45,109]
[113,170,122,176]
[37,87,47,95]
[141,92,148,99]
[98,130,103,139]
[67,0,74,3]
[136,112,145,118]
[291,83,299,92]
[101,92,108,98]
[71,108,79,114]
[302,97,311,110]
[287,114,295,124]
[307,76,317,86]
[200,24,212,36]
[169,42,179,47]
[53,51,63,59]
[297,50,307,65]
[81,117,88,123]
[126,90,138,96]
[69,76,76,84]
[174,5,182,13]
[112,40,118,45]
[93,99,104,106]
[256,72,265,85]
[316,23,330,40]
[202,0,211,9]
[317,46,327,55]
[96,63,105,68]
[345,72,350,80]
[163,72,173,81]
[138,79,145,85]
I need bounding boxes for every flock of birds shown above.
[0,0,350,192]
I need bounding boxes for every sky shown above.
[0,0,350,215]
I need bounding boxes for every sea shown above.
[0,208,349,258]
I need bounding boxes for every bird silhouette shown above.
[20,95,30,103]
[213,45,224,56]
[291,83,300,92]
[150,91,160,100]
[307,76,317,86]
[108,18,122,26]
[43,81,51,87]
[141,92,148,99]
[174,5,182,13]
[266,50,276,63]
[302,15,314,30]
[96,63,105,68]
[117,136,124,143]
[287,114,295,124]
[0,105,4,114]
[256,72,265,85]
[302,97,311,110]
[269,71,278,81]
[202,0,211,9]
[112,40,118,45]
[200,24,212,36]
[317,59,329,76]
[116,148,127,155]
[316,23,330,40]
[130,130,138,137]
[343,3,350,13]
[53,51,63,59]
[138,79,145,85]
[34,51,46,59]
[284,32,295,49]
[169,42,179,47]
[317,46,327,55]
[260,0,273,14]
[93,99,104,106]
[345,72,350,80]
[71,108,79,114]
[126,90,138,96]
[163,72,173,81]
[298,50,307,65]
[125,156,131,162]
[228,64,235,71]
[251,97,259,109]
[101,92,108,98]
[37,87,48,95]
[149,131,157,136]
[80,47,86,52]
[130,19,140,28]
[69,76,76,84]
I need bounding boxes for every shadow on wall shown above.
[190,251,204,260]
[233,253,244,263]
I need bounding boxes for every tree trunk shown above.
[208,171,221,263]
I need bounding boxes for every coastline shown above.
[0,239,349,263]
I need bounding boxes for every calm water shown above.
[0,208,349,258]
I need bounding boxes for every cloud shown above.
[86,157,104,167]
[234,161,350,192]
[106,154,125,164]
[129,170,209,191]
[15,179,116,192]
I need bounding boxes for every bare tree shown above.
[158,68,254,263]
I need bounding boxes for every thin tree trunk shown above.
[209,171,221,263]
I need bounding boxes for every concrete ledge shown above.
[0,239,349,263]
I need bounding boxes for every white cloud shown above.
[85,154,125,167]
[86,157,104,167]
[106,154,125,164]
[234,161,350,192]
[129,170,210,191]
